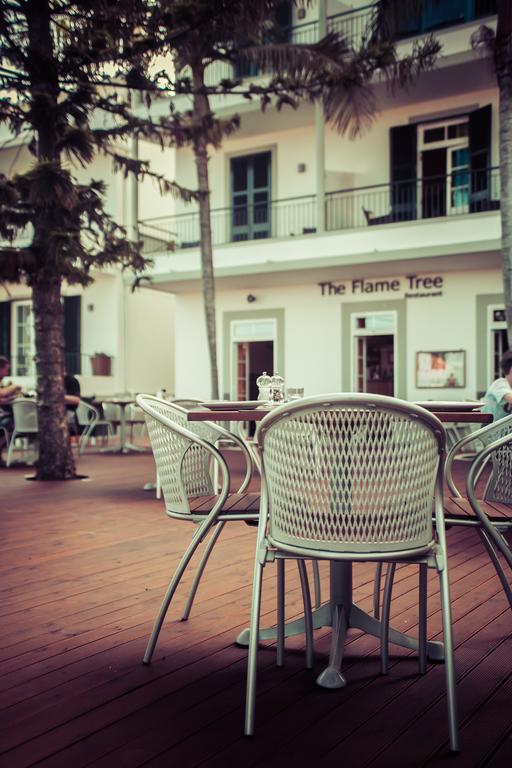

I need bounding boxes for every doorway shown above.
[351,311,397,396]
[355,335,395,396]
[235,340,274,400]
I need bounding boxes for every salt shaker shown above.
[256,371,271,402]
[270,374,285,403]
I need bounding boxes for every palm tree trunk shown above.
[192,65,220,399]
[497,2,512,344]
[32,277,76,479]
[27,0,76,479]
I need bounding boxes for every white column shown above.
[130,136,139,242]
[315,0,327,233]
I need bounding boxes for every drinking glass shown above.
[286,387,304,402]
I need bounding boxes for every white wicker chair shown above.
[76,400,114,454]
[6,399,38,467]
[136,394,260,663]
[244,394,458,752]
[376,414,512,623]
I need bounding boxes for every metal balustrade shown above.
[190,0,497,88]
[139,167,500,253]
[325,167,500,231]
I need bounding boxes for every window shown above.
[231,152,271,242]
[12,301,35,376]
[396,0,497,38]
[418,117,470,218]
[488,305,508,381]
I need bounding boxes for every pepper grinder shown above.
[256,371,272,402]
[269,374,285,403]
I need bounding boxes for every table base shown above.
[236,561,444,689]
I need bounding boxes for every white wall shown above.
[173,265,504,402]
[125,286,175,394]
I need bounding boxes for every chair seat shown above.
[444,496,512,526]
[188,491,260,517]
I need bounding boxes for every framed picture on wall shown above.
[415,350,466,389]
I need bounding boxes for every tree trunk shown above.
[192,65,220,399]
[32,277,76,479]
[26,0,76,479]
[497,2,512,345]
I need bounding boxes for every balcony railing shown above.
[139,168,500,254]
[325,166,500,230]
[201,1,496,86]
[10,353,115,379]
[139,194,317,253]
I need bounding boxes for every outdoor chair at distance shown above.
[244,395,458,752]
[76,400,114,453]
[376,414,512,623]
[444,417,512,607]
[136,394,260,663]
[6,399,39,467]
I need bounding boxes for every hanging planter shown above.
[90,353,112,376]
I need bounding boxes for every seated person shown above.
[0,355,21,459]
[64,372,81,436]
[483,350,512,421]
[0,355,21,425]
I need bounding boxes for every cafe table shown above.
[101,396,147,454]
[188,400,492,688]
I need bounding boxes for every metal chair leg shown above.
[312,560,322,608]
[245,556,265,736]
[374,562,383,619]
[181,522,226,621]
[276,559,285,667]
[298,560,314,669]
[418,563,428,674]
[143,519,211,664]
[438,564,459,752]
[380,562,395,675]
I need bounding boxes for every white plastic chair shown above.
[76,400,114,454]
[6,399,38,467]
[244,394,458,752]
[136,394,259,663]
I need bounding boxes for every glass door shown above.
[230,318,277,398]
[449,147,470,214]
[351,312,397,396]
[231,152,271,241]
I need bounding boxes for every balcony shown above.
[139,167,500,255]
[202,1,497,86]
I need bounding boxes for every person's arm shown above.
[0,383,21,402]
[64,394,80,408]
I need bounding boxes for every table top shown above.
[187,404,492,425]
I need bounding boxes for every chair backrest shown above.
[257,395,445,556]
[136,394,228,515]
[12,399,38,433]
[126,403,145,422]
[445,412,512,496]
[479,433,512,504]
[76,400,99,426]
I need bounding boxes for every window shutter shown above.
[469,104,494,212]
[390,124,417,221]
[63,295,81,375]
[0,301,11,359]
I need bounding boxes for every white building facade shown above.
[139,0,503,403]
[0,139,175,397]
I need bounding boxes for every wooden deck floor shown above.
[0,452,511,767]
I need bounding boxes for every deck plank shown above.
[0,454,510,768]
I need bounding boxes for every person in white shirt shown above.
[483,350,512,421]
